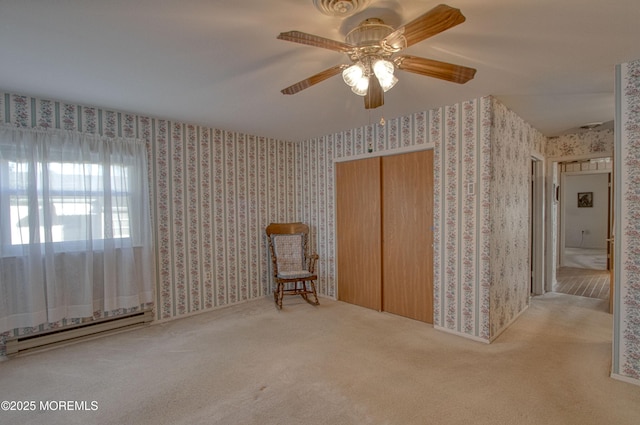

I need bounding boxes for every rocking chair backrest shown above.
[272,234,305,273]
[266,222,310,275]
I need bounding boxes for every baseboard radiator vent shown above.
[5,310,153,356]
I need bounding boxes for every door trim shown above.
[544,153,614,293]
[333,143,434,163]
[530,154,545,295]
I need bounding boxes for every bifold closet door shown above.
[382,150,434,323]
[336,157,382,310]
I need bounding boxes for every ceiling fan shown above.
[277,3,477,109]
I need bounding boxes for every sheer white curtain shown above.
[0,126,154,333]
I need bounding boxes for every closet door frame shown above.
[334,144,435,318]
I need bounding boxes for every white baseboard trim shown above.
[434,303,530,344]
[434,325,490,344]
[611,373,640,387]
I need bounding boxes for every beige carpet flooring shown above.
[1,293,640,425]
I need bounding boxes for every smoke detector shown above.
[313,0,371,17]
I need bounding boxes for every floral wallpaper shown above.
[434,98,493,339]
[546,129,614,158]
[0,92,297,355]
[616,59,640,382]
[298,96,544,342]
[489,99,546,337]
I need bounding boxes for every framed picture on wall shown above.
[578,192,593,208]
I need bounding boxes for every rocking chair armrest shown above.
[307,253,319,274]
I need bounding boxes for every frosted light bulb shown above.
[342,63,365,87]
[351,76,369,96]
[372,59,394,80]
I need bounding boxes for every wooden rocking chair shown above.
[266,222,320,309]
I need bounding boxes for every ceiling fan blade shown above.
[277,31,353,53]
[383,4,466,50]
[394,55,476,84]
[364,76,383,109]
[281,64,347,95]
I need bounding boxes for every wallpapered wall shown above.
[298,96,545,341]
[547,129,614,158]
[0,92,297,328]
[489,100,547,338]
[434,98,492,340]
[616,58,640,382]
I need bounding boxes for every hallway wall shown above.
[489,100,546,337]
[563,172,609,249]
[614,58,640,384]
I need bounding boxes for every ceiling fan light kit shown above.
[342,57,396,96]
[279,4,477,109]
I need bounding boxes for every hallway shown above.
[554,267,610,302]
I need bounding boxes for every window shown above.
[5,161,133,247]
[0,127,154,333]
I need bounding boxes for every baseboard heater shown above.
[5,310,153,356]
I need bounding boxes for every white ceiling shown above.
[1,0,638,141]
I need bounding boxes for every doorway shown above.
[553,157,613,306]
[560,167,610,270]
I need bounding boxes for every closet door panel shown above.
[336,158,382,310]
[382,150,434,323]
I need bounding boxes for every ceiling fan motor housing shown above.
[346,19,393,46]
